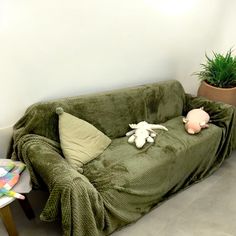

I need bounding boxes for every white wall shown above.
[0,0,231,156]
[214,0,236,52]
[0,126,13,158]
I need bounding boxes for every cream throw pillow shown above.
[56,107,111,171]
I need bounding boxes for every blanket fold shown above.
[13,134,113,236]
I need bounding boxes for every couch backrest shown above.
[14,80,186,142]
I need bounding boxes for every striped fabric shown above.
[0,160,26,199]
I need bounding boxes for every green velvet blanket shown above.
[11,80,236,236]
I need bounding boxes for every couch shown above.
[11,80,236,236]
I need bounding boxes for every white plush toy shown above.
[126,121,168,148]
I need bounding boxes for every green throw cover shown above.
[10,80,236,236]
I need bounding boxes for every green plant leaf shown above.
[195,48,236,88]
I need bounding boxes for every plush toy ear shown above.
[183,117,188,123]
[199,121,205,126]
[199,122,209,128]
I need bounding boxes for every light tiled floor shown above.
[1,151,236,236]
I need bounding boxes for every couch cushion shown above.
[83,116,222,221]
[58,111,111,170]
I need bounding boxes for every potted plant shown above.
[195,49,236,106]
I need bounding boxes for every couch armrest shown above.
[27,142,90,191]
[185,94,236,151]
[19,135,106,236]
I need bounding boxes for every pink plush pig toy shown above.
[183,107,210,134]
